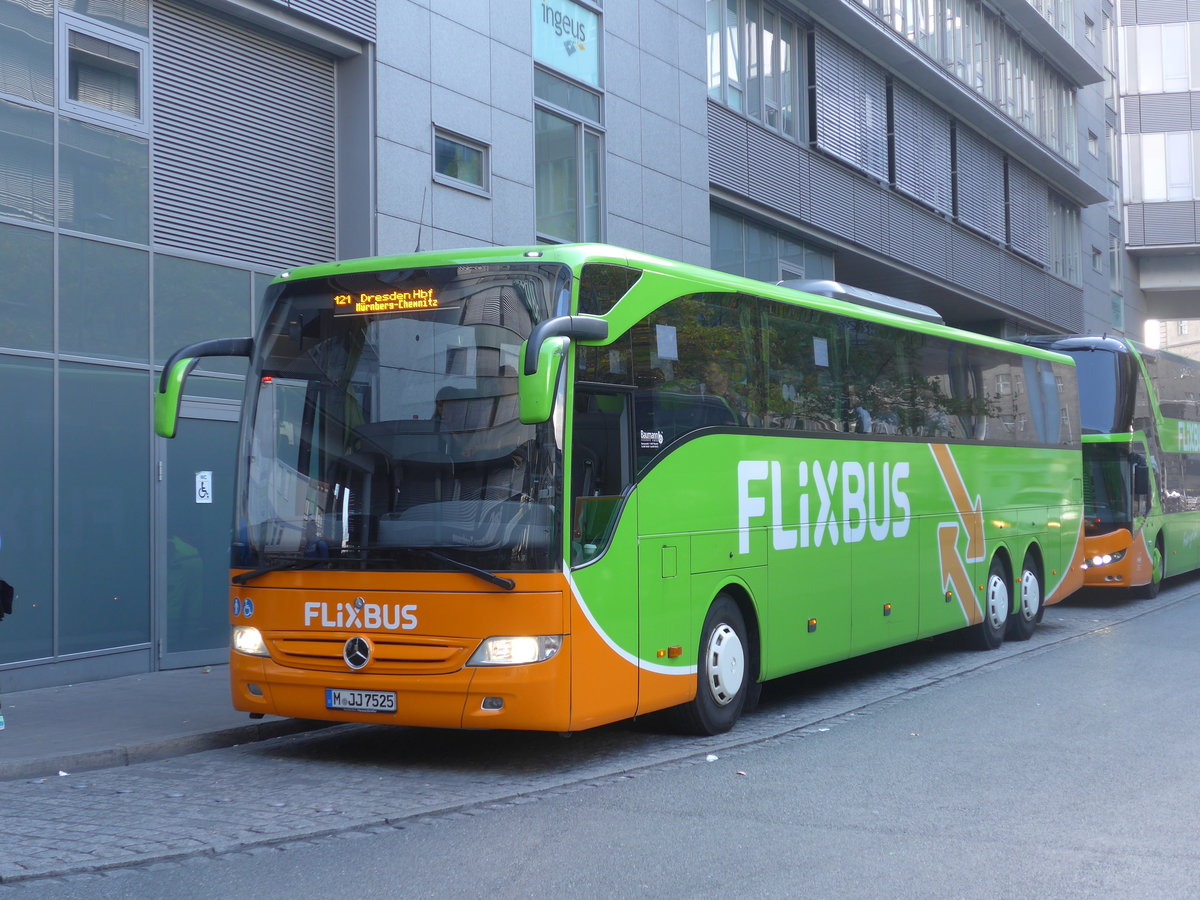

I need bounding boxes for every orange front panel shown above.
[230,571,577,731]
[1081,529,1152,588]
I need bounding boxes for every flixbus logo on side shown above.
[736,459,912,553]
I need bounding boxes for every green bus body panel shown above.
[572,432,1081,680]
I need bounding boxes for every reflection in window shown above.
[58,117,148,242]
[0,223,53,352]
[68,30,141,119]
[0,98,54,225]
[434,129,488,192]
[535,107,601,243]
[0,0,54,104]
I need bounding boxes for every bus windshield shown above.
[1082,441,1133,533]
[234,262,569,574]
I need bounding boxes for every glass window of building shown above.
[857,0,1078,163]
[59,0,149,36]
[1126,132,1200,203]
[58,15,149,131]
[1,0,54,105]
[433,128,489,195]
[1047,192,1080,285]
[708,0,806,141]
[532,1,603,244]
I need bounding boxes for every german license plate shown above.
[325,688,397,713]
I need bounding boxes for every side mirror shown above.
[518,315,608,425]
[1133,458,1151,497]
[155,337,253,438]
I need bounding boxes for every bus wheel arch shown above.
[718,582,762,714]
[1137,533,1165,599]
[1006,545,1043,642]
[969,551,1010,650]
[667,589,758,735]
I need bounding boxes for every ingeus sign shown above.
[533,0,600,87]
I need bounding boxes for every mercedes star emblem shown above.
[343,636,371,670]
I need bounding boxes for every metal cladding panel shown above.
[152,0,337,270]
[948,229,1002,296]
[1194,93,1200,123]
[1126,205,1146,245]
[891,81,952,216]
[708,103,751,196]
[289,0,375,40]
[852,179,884,247]
[883,193,948,279]
[808,151,856,236]
[1046,278,1084,331]
[1143,202,1199,244]
[1120,0,1138,22]
[1007,160,1050,265]
[955,124,1006,242]
[811,30,889,183]
[1122,96,1141,133]
[747,126,803,219]
[1139,94,1194,132]
[1137,0,1187,24]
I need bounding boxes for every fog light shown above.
[468,635,562,666]
[232,625,269,657]
[481,697,504,710]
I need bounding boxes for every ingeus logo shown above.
[737,458,911,554]
[304,600,417,631]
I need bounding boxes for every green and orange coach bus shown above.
[1023,335,1200,598]
[157,244,1085,734]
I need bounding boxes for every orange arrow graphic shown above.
[938,522,983,625]
[930,444,984,562]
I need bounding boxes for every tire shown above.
[968,556,1009,650]
[1006,552,1042,642]
[668,594,752,735]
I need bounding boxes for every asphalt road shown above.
[5,578,1200,898]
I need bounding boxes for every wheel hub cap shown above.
[705,623,744,707]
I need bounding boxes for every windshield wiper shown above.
[233,558,323,585]
[417,549,516,591]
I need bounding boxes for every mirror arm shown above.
[158,337,254,394]
[523,316,608,376]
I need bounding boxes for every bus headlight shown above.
[232,625,269,657]
[1084,549,1126,569]
[468,635,562,666]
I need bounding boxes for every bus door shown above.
[156,397,239,669]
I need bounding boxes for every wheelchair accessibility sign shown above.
[195,471,213,504]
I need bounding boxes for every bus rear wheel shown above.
[1006,553,1041,642]
[669,594,751,735]
[968,557,1009,650]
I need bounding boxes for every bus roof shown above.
[272,243,1075,367]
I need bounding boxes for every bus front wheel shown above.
[1136,537,1164,599]
[969,556,1009,650]
[1006,552,1041,642]
[669,594,751,735]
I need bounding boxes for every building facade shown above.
[0,0,1133,690]
[1118,0,1200,346]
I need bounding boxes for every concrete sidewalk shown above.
[0,666,327,782]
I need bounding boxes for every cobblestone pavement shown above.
[1,583,1194,887]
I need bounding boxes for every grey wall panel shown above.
[955,123,1006,242]
[811,29,888,183]
[152,0,337,270]
[1007,160,1050,265]
[1138,94,1194,132]
[708,103,750,197]
[852,179,884,247]
[1126,204,1145,244]
[883,193,948,280]
[808,151,857,237]
[1143,201,1199,243]
[287,0,375,40]
[948,229,1002,297]
[891,80,952,215]
[1120,0,1137,23]
[1137,0,1187,24]
[1122,96,1141,133]
[748,127,802,220]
